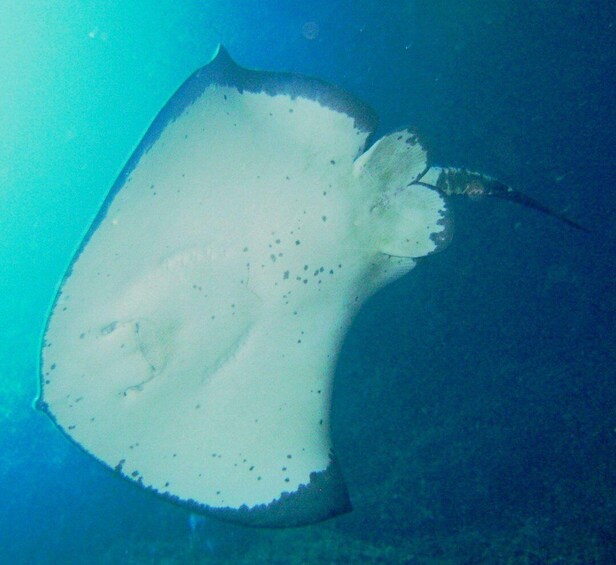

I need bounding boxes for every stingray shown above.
[36,46,585,528]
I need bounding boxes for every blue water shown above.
[1,1,614,562]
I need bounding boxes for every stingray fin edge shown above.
[164,454,352,528]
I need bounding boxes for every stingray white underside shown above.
[39,48,449,527]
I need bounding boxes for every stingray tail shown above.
[486,179,589,232]
[417,167,589,232]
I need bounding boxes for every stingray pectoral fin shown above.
[419,166,589,232]
[42,248,352,528]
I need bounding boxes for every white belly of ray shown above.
[40,49,449,525]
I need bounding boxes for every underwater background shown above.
[1,0,614,563]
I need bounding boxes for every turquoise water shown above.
[1,1,614,562]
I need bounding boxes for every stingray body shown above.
[37,47,578,528]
